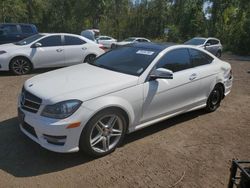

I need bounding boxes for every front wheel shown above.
[205,85,223,112]
[10,57,32,75]
[216,50,222,58]
[79,109,127,157]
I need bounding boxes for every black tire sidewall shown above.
[206,85,223,112]
[79,109,127,157]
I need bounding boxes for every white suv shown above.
[185,37,223,57]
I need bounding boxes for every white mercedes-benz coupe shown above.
[0,33,105,75]
[18,43,233,157]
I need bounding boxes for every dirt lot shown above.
[0,54,249,188]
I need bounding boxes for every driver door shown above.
[141,48,201,123]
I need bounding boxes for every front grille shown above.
[20,87,42,113]
[22,122,37,138]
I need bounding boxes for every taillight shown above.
[98,44,106,51]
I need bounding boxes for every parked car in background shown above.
[80,29,100,42]
[113,37,151,48]
[0,23,38,44]
[96,35,117,49]
[184,37,223,57]
[18,43,233,157]
[0,33,105,75]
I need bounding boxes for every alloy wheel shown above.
[11,58,31,75]
[90,115,123,153]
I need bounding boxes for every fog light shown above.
[43,134,66,146]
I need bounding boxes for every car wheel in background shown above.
[111,44,116,49]
[10,57,32,75]
[216,50,222,58]
[205,85,223,112]
[84,54,96,63]
[79,109,127,157]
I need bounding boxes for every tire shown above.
[79,109,127,157]
[111,43,116,49]
[216,50,221,58]
[10,57,32,75]
[84,54,96,63]
[205,85,223,112]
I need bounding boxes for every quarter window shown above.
[189,49,214,67]
[156,49,191,72]
[38,35,62,47]
[64,36,86,45]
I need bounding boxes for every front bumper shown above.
[18,100,94,153]
[0,54,10,71]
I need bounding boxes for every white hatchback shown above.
[18,43,233,157]
[0,33,105,75]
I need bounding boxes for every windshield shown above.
[15,34,44,45]
[90,46,160,76]
[123,38,136,42]
[184,38,206,45]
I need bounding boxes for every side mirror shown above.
[150,68,173,80]
[32,42,42,48]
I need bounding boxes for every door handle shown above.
[189,73,197,80]
[56,49,63,52]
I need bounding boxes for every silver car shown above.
[185,37,223,57]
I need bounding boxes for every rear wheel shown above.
[111,43,116,49]
[205,85,223,112]
[10,57,32,75]
[79,109,127,157]
[84,54,96,63]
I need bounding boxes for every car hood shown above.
[0,43,22,52]
[24,63,139,104]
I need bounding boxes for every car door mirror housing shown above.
[31,42,42,48]
[150,68,173,80]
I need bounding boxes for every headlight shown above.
[41,100,82,119]
[0,50,7,55]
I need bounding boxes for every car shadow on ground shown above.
[0,109,206,177]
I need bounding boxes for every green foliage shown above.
[0,0,249,55]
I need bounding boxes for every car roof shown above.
[128,42,175,51]
[0,23,36,26]
[193,37,220,41]
[98,35,112,38]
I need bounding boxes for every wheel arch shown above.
[9,55,34,69]
[81,97,135,133]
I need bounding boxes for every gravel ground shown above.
[0,54,249,188]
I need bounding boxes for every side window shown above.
[20,25,33,34]
[2,25,19,34]
[38,35,62,47]
[212,40,219,45]
[189,49,214,67]
[206,40,212,45]
[156,49,191,72]
[64,36,86,45]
